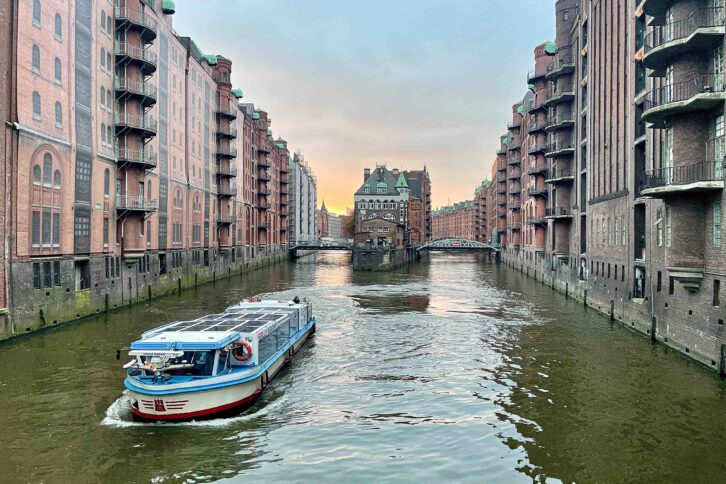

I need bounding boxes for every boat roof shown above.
[135,300,306,350]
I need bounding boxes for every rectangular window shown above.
[656,209,663,247]
[105,257,110,278]
[52,213,60,246]
[665,207,672,247]
[669,276,675,296]
[32,211,41,246]
[715,280,721,307]
[43,261,51,288]
[714,202,722,247]
[53,260,60,285]
[657,271,662,292]
[103,218,109,246]
[42,209,51,246]
[32,263,41,289]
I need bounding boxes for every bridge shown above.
[415,238,500,252]
[288,241,353,259]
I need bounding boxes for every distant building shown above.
[353,165,412,248]
[316,200,342,241]
[289,153,317,243]
[431,201,476,240]
[403,168,432,244]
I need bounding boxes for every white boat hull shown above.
[129,323,315,421]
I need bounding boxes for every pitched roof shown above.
[396,173,409,188]
[354,166,402,196]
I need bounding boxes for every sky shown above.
[175,0,555,215]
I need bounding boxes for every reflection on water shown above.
[1,252,726,482]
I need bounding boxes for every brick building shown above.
[474,178,492,243]
[431,201,476,240]
[1,0,309,338]
[476,0,726,372]
[403,168,432,244]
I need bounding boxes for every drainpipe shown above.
[6,0,19,333]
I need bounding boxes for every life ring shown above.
[143,363,157,371]
[232,340,253,362]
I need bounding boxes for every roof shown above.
[355,166,406,196]
[131,331,240,351]
[231,88,243,98]
[396,173,409,188]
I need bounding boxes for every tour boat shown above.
[121,299,316,422]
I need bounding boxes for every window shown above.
[104,169,110,197]
[657,271,662,292]
[101,123,106,144]
[100,47,106,71]
[43,153,52,184]
[107,89,112,111]
[33,165,41,184]
[107,52,111,71]
[53,169,60,188]
[32,44,40,74]
[32,0,40,27]
[32,211,40,246]
[52,213,60,246]
[101,10,106,32]
[656,208,663,247]
[54,13,61,41]
[42,209,51,246]
[54,58,61,84]
[664,207,672,247]
[100,87,105,110]
[32,91,41,120]
[53,261,60,285]
[54,102,62,129]
[715,202,722,247]
[107,125,112,146]
[32,263,41,289]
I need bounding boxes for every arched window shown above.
[32,0,40,26]
[104,169,110,196]
[107,52,112,71]
[107,125,112,146]
[54,13,61,40]
[100,11,106,32]
[100,87,105,109]
[54,57,61,84]
[33,165,41,184]
[100,47,105,70]
[32,91,41,120]
[107,16,112,35]
[54,101,62,128]
[101,123,106,144]
[43,153,52,185]
[53,170,61,188]
[106,89,112,110]
[32,45,40,73]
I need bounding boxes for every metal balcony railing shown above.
[116,195,158,211]
[115,113,157,133]
[547,168,574,180]
[115,6,158,34]
[546,207,572,217]
[644,7,724,54]
[217,187,237,197]
[115,42,158,66]
[642,160,724,190]
[115,78,157,100]
[217,126,238,138]
[216,146,237,158]
[644,72,725,112]
[116,148,157,168]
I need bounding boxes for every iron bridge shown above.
[415,238,499,252]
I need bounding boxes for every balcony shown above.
[527,187,548,198]
[217,216,234,225]
[496,209,506,217]
[217,187,237,198]
[529,141,548,155]
[496,186,506,194]
[114,42,157,75]
[496,147,507,156]
[216,164,238,178]
[527,69,547,84]
[496,162,507,172]
[217,125,238,139]
[257,159,271,168]
[528,99,547,114]
[510,223,522,231]
[258,173,271,182]
[643,8,724,73]
[640,161,724,197]
[545,85,575,107]
[545,55,575,80]
[116,148,157,170]
[115,78,157,107]
[545,207,573,219]
[545,168,575,184]
[528,162,548,176]
[217,103,238,119]
[507,156,521,166]
[116,195,158,214]
[115,6,158,43]
[507,119,521,130]
[545,114,575,132]
[258,142,272,154]
[496,174,506,182]
[528,216,547,225]
[528,118,548,134]
[216,145,237,159]
[508,139,522,151]
[496,198,506,206]
[642,73,726,125]
[545,141,575,158]
[507,170,521,180]
[115,113,157,138]
[257,200,269,210]
[507,186,521,195]
[507,202,521,210]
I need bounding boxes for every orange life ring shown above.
[143,363,157,371]
[232,340,253,362]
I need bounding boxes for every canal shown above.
[1,253,725,482]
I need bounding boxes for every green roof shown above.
[377,182,387,189]
[544,41,557,55]
[482,179,492,188]
[204,54,218,65]
[276,143,285,149]
[502,137,510,146]
[231,88,243,98]
[267,129,273,136]
[162,0,176,14]
[527,83,536,91]
[252,112,260,120]
[516,105,525,116]
[474,187,482,194]
[396,173,408,188]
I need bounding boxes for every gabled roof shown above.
[396,173,408,188]
[355,167,403,196]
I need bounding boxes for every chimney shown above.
[392,168,399,176]
[364,168,370,183]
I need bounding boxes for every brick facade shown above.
[431,201,475,240]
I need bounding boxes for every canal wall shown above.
[1,248,288,342]
[352,247,419,271]
[501,250,726,374]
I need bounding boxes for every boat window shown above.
[143,351,216,376]
[257,319,292,364]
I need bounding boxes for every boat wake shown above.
[101,389,288,428]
